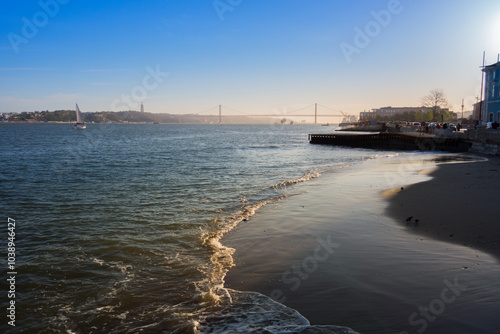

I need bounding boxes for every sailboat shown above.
[73,103,86,129]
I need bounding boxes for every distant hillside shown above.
[2,110,279,124]
[3,110,75,122]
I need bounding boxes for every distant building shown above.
[482,61,500,122]
[140,102,145,113]
[0,112,14,121]
[359,106,434,121]
[473,101,483,121]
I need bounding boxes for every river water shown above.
[1,123,401,333]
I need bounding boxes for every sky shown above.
[1,0,500,121]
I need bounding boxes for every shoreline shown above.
[222,153,500,333]
[385,156,500,261]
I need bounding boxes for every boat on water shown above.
[73,104,86,129]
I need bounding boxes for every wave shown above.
[169,155,403,332]
[200,195,288,292]
[197,289,358,334]
[200,168,328,297]
[273,170,321,188]
[248,144,281,149]
[173,169,360,333]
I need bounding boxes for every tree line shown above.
[1,110,272,124]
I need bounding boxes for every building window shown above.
[493,83,496,98]
[489,113,494,122]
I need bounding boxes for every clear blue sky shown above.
[1,0,499,120]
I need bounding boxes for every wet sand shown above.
[222,154,500,334]
[385,156,500,261]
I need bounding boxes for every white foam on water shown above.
[188,155,413,332]
[184,169,363,333]
[196,289,359,334]
[273,170,321,188]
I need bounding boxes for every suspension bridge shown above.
[194,103,354,124]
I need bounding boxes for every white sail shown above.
[76,104,83,123]
[74,103,86,129]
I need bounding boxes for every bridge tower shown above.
[315,103,317,124]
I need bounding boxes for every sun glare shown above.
[488,14,500,52]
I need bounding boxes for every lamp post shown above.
[461,98,464,123]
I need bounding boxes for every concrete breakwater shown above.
[460,129,500,155]
[308,132,471,152]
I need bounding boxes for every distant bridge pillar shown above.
[315,103,317,124]
[219,105,222,124]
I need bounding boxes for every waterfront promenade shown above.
[309,128,500,155]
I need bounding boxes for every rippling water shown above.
[0,123,385,333]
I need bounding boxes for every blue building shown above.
[482,61,500,123]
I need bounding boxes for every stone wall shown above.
[469,141,500,155]
[463,129,500,155]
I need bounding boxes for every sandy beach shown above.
[385,156,500,261]
[222,153,500,333]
